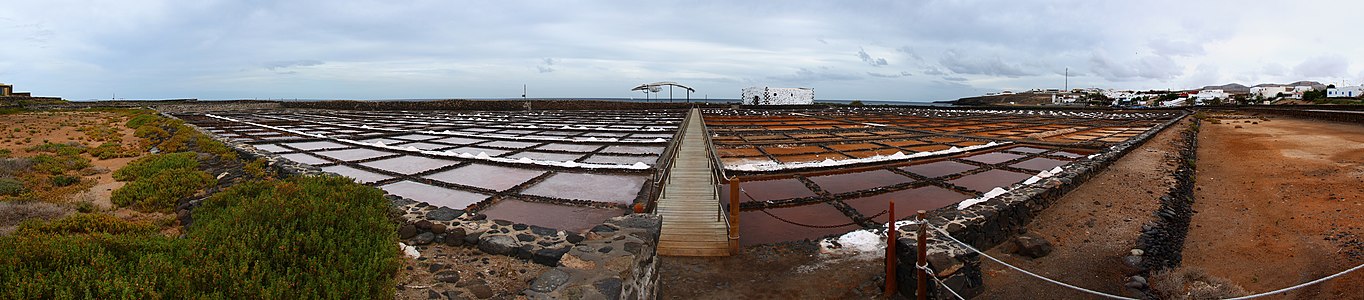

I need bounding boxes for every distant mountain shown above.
[1251,81,1326,89]
[1200,83,1250,93]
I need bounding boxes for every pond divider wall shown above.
[892,111,1190,299]
[1122,118,1200,298]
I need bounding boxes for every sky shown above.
[4,1,1364,102]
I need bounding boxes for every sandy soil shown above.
[977,118,1193,299]
[1182,115,1364,299]
[658,242,889,299]
[394,244,549,300]
[0,111,146,232]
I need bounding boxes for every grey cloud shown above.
[816,37,829,45]
[264,60,323,71]
[938,50,1032,77]
[1147,38,1205,57]
[867,71,913,78]
[538,58,556,73]
[896,47,924,61]
[1260,63,1287,76]
[942,76,969,82]
[768,67,861,83]
[1294,54,1348,78]
[857,48,888,67]
[922,67,946,76]
[1088,53,1182,81]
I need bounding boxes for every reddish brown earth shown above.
[977,118,1193,299]
[1182,116,1364,299]
[658,242,889,299]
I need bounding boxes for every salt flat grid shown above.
[704,108,1175,168]
[704,107,1180,245]
[174,109,684,232]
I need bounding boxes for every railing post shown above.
[728,178,741,255]
[886,201,896,298]
[917,210,928,300]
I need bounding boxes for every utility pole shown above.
[1065,67,1069,92]
[522,84,527,99]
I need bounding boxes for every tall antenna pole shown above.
[522,84,527,99]
[1065,67,1069,91]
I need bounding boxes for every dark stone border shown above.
[1122,118,1200,298]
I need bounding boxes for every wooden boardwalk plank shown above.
[655,108,731,257]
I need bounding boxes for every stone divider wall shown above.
[172,112,664,299]
[893,111,1191,299]
[1123,118,1200,298]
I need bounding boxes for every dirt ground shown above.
[658,241,889,299]
[394,244,549,300]
[977,118,1193,299]
[1181,115,1364,299]
[0,111,147,232]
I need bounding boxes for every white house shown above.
[741,87,814,105]
[1328,86,1364,98]
[1249,85,1316,99]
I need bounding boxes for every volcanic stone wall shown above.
[1123,118,1200,297]
[892,111,1191,299]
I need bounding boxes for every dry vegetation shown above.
[0,108,399,298]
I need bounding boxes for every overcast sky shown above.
[4,1,1364,101]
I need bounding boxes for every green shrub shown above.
[14,213,158,236]
[0,233,189,299]
[49,175,80,187]
[187,175,399,298]
[89,142,135,160]
[0,178,24,196]
[27,142,86,156]
[124,113,159,129]
[112,152,199,182]
[30,154,91,175]
[0,149,11,158]
[133,125,169,142]
[111,168,213,211]
[0,176,400,299]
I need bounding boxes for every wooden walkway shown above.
[656,109,731,256]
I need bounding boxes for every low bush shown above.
[0,176,399,299]
[48,175,79,187]
[112,152,199,182]
[26,142,86,156]
[88,142,136,160]
[1149,267,1248,299]
[14,213,157,236]
[187,175,399,298]
[0,201,67,227]
[0,178,24,197]
[111,167,213,212]
[30,154,90,175]
[0,158,34,177]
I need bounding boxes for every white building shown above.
[741,87,814,105]
[1249,86,1315,100]
[1328,86,1364,98]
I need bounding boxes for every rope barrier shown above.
[916,261,966,300]
[927,224,1141,300]
[925,223,1364,300]
[1222,261,1364,299]
[740,188,887,229]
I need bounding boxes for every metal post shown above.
[886,201,897,298]
[917,210,928,300]
[728,178,741,255]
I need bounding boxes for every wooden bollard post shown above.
[886,201,896,298]
[917,210,928,300]
[728,178,741,255]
